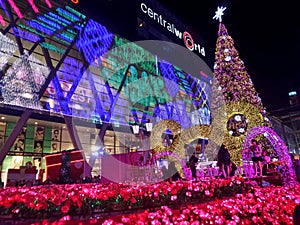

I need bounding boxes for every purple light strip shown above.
[243,126,296,186]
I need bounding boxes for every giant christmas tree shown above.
[211,7,272,163]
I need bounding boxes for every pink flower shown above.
[186,192,192,197]
[171,195,177,201]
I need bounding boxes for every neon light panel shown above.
[76,19,113,64]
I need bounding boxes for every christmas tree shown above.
[213,23,268,114]
[211,7,272,163]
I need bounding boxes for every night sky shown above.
[159,0,299,111]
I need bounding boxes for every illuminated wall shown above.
[0,1,212,129]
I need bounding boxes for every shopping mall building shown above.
[0,0,216,183]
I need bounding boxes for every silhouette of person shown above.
[250,139,263,177]
[293,205,300,225]
[189,152,198,181]
[217,144,231,178]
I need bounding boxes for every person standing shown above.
[217,144,231,178]
[250,139,263,177]
[189,152,198,181]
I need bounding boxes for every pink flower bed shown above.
[0,177,299,224]
[30,184,300,225]
[0,177,247,220]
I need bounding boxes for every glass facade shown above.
[0,0,213,180]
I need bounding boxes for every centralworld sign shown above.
[140,2,205,57]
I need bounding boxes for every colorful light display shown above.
[0,32,18,69]
[76,19,113,64]
[0,1,213,131]
[211,20,272,163]
[1,52,49,109]
[1,0,54,22]
[243,126,296,186]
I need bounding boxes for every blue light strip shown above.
[44,13,68,27]
[18,24,46,38]
[130,108,140,124]
[159,61,179,98]
[57,32,74,42]
[0,0,9,18]
[164,104,171,119]
[60,57,84,102]
[13,27,40,42]
[53,36,71,45]
[37,15,62,30]
[86,70,105,119]
[52,76,71,115]
[49,12,72,25]
[27,20,54,35]
[65,5,86,19]
[105,82,114,104]
[57,8,80,22]
[105,91,122,123]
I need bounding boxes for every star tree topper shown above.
[213,6,227,22]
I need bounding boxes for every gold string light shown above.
[222,101,265,164]
[150,120,211,177]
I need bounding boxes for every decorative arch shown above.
[154,151,190,180]
[150,120,211,178]
[150,119,182,158]
[243,126,296,186]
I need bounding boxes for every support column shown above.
[64,116,82,150]
[201,138,206,161]
[0,109,33,164]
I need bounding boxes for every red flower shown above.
[61,204,70,214]
[130,198,137,203]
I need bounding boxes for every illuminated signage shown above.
[140,2,205,56]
